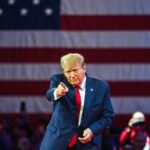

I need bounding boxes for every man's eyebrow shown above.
[65,68,79,72]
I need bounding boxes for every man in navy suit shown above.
[40,53,115,150]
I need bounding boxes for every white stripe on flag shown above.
[61,0,150,15]
[0,31,150,48]
[0,63,150,81]
[0,96,52,113]
[0,96,150,114]
[112,97,150,114]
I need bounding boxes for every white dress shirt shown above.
[78,76,86,125]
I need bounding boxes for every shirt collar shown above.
[80,75,86,90]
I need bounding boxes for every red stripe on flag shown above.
[0,48,150,63]
[61,15,150,30]
[0,81,150,96]
[0,81,49,96]
[114,114,150,128]
[109,81,150,96]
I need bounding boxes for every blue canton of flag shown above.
[0,0,60,30]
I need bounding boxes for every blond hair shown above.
[60,53,86,70]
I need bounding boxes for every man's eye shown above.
[73,69,78,72]
[66,71,71,73]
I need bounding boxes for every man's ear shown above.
[82,64,86,70]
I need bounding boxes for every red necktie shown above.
[75,86,81,119]
[68,86,81,147]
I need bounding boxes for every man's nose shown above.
[70,71,76,77]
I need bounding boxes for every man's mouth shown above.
[70,79,78,82]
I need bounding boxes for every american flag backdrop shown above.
[0,0,150,118]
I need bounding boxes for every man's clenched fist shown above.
[55,82,69,97]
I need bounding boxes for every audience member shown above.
[119,111,150,150]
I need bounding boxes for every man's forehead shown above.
[63,63,81,71]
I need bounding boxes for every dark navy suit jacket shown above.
[40,74,115,150]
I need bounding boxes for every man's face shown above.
[63,63,86,87]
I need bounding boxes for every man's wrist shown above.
[54,88,59,100]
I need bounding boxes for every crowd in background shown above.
[0,112,150,150]
[0,113,48,150]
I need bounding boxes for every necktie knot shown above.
[75,85,80,90]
